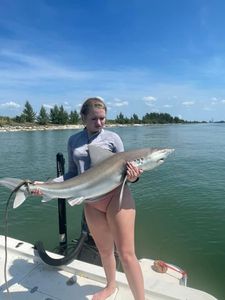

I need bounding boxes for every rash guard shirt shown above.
[63,128,124,181]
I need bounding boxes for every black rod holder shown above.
[56,153,67,248]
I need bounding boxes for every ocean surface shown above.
[0,124,224,299]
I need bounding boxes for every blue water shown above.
[0,124,224,299]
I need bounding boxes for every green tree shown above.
[58,105,69,125]
[159,113,173,123]
[69,110,80,124]
[142,113,153,124]
[13,115,26,123]
[142,112,184,124]
[174,116,184,123]
[21,101,36,123]
[49,105,68,124]
[50,105,60,124]
[115,112,129,124]
[37,106,49,125]
[130,113,140,124]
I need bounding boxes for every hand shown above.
[126,162,143,182]
[31,181,44,195]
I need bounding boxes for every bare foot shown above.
[92,285,117,300]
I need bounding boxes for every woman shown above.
[36,97,145,300]
[68,97,145,300]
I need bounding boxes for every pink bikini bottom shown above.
[86,187,120,213]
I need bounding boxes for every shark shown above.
[0,145,174,209]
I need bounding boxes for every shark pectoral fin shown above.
[13,190,27,209]
[67,197,85,206]
[119,176,127,209]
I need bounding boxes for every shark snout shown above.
[155,148,175,163]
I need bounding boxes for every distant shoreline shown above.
[0,122,212,133]
[0,123,145,132]
[0,124,82,132]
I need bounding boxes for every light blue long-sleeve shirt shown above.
[63,128,124,180]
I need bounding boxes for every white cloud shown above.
[143,96,157,106]
[108,98,128,107]
[0,50,92,84]
[115,101,128,107]
[0,101,21,109]
[182,101,195,107]
[43,104,54,110]
[203,106,213,111]
[43,102,72,111]
[210,97,219,105]
[63,101,72,111]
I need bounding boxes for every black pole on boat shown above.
[56,152,67,249]
[35,152,89,266]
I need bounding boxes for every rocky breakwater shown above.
[0,124,82,132]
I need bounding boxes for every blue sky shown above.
[1,0,225,121]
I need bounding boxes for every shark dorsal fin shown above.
[88,145,115,167]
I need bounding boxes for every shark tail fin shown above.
[13,180,32,209]
[13,190,28,208]
[0,177,32,209]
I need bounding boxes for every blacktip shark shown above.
[0,145,174,209]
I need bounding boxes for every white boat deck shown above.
[0,235,217,300]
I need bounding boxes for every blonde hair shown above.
[80,97,107,117]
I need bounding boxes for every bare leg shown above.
[84,204,117,300]
[107,186,145,300]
